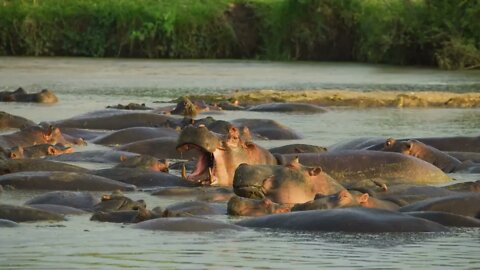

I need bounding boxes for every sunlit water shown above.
[1,58,480,269]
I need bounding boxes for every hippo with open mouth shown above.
[176,125,277,186]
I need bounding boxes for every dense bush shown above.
[0,0,478,69]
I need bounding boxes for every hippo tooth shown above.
[181,163,187,179]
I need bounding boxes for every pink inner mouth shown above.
[180,144,216,184]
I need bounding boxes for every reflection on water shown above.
[1,58,480,269]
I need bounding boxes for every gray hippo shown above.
[91,126,178,146]
[277,151,451,186]
[0,204,65,222]
[227,196,291,216]
[0,88,58,103]
[132,217,244,232]
[162,201,227,217]
[7,143,74,159]
[0,111,36,129]
[25,191,100,211]
[231,118,302,140]
[398,193,480,218]
[236,208,448,233]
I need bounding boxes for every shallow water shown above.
[1,58,480,269]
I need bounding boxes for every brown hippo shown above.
[176,125,277,186]
[0,171,136,191]
[233,158,345,204]
[91,127,178,146]
[277,151,451,186]
[227,196,291,216]
[53,110,175,130]
[115,155,169,172]
[236,208,448,233]
[106,102,153,110]
[7,143,74,159]
[132,217,244,232]
[91,207,160,223]
[382,138,463,173]
[0,111,36,129]
[169,96,204,117]
[0,204,65,222]
[291,189,401,211]
[231,118,302,140]
[247,103,327,113]
[0,88,58,103]
[0,124,75,149]
[93,190,146,212]
[25,191,100,211]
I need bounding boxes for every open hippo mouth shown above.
[177,143,218,185]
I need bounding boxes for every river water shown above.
[1,57,479,269]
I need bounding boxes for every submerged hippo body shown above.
[247,103,327,113]
[0,125,73,149]
[236,208,448,233]
[382,138,462,173]
[163,201,227,217]
[177,125,277,186]
[28,204,89,215]
[25,191,100,211]
[231,118,302,140]
[94,168,194,188]
[53,110,175,130]
[0,171,136,191]
[0,159,89,175]
[116,137,196,160]
[398,193,480,218]
[0,111,36,129]
[133,217,243,232]
[233,159,345,204]
[91,127,178,146]
[415,135,480,153]
[278,151,451,186]
[0,204,65,222]
[268,144,327,154]
[405,211,480,227]
[46,150,140,164]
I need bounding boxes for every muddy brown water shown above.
[1,57,479,269]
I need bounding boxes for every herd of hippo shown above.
[1,88,480,233]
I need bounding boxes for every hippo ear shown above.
[119,155,127,162]
[384,137,395,148]
[405,141,413,151]
[337,189,351,203]
[286,156,302,169]
[47,146,57,155]
[261,198,273,207]
[308,167,322,176]
[262,176,274,191]
[358,193,369,204]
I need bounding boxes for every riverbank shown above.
[1,0,479,69]
[181,90,480,108]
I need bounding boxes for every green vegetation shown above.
[0,0,479,69]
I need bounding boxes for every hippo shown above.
[247,103,327,113]
[233,158,345,204]
[94,168,194,188]
[0,171,136,191]
[91,207,160,223]
[0,159,89,175]
[169,96,204,117]
[277,151,451,186]
[60,128,111,141]
[415,135,480,153]
[28,204,89,215]
[176,125,277,186]
[91,127,178,146]
[269,144,327,154]
[115,155,169,172]
[327,137,386,152]
[446,151,480,163]
[0,204,65,222]
[45,150,140,164]
[93,190,146,212]
[231,118,302,140]
[7,143,74,159]
[0,111,36,129]
[162,201,227,217]
[132,217,244,232]
[398,193,480,218]
[0,88,58,103]
[53,110,175,130]
[291,189,401,211]
[106,103,153,110]
[236,208,448,233]
[227,196,291,216]
[116,137,197,160]
[443,180,480,193]
[382,138,463,173]
[375,184,460,204]
[25,191,100,211]
[0,124,75,149]
[405,211,480,227]
[151,186,232,201]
